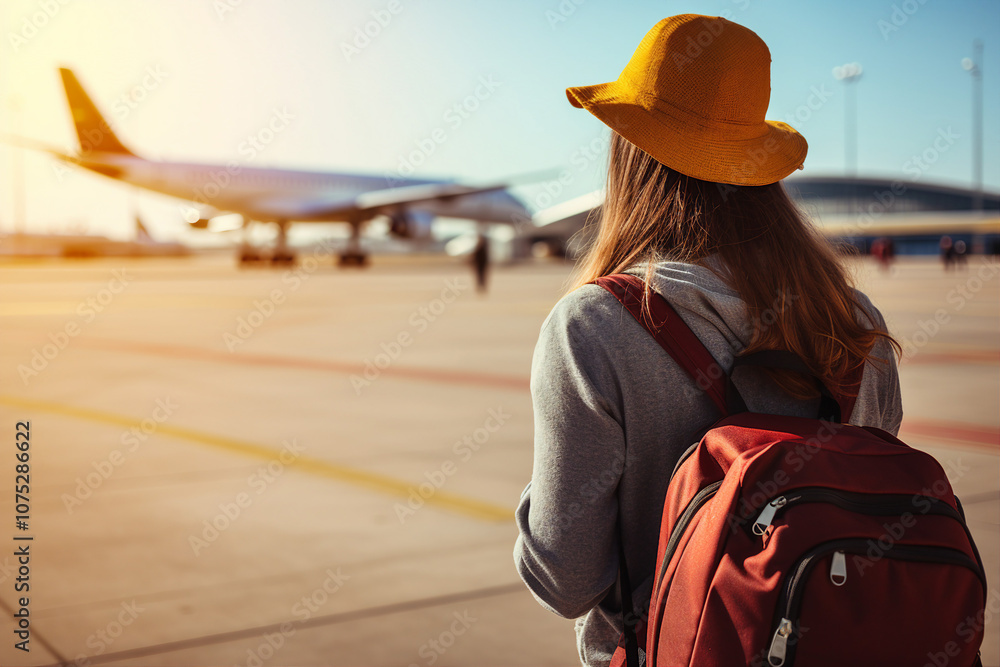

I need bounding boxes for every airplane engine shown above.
[388,211,434,240]
[182,207,213,229]
[409,211,435,240]
[388,212,412,238]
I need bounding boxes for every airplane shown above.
[10,68,531,266]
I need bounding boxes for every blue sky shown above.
[0,0,996,240]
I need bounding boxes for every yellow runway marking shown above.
[0,394,512,523]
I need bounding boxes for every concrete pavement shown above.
[0,254,995,666]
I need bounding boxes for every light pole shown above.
[833,63,863,177]
[833,62,863,215]
[962,40,983,212]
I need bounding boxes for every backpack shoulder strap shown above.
[596,272,727,667]
[592,274,865,423]
[592,273,729,416]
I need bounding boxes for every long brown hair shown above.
[571,131,900,399]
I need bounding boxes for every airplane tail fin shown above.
[59,68,135,156]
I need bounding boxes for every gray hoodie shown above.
[513,260,902,667]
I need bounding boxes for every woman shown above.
[513,15,902,666]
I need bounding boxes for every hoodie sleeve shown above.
[513,287,626,620]
[874,328,903,436]
[851,290,904,436]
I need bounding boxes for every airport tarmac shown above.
[0,253,996,667]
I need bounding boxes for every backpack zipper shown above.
[748,487,987,603]
[766,540,986,667]
[648,479,724,664]
[751,488,962,536]
[668,441,700,483]
[652,480,724,598]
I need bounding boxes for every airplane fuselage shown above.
[72,153,527,225]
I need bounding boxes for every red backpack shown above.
[595,274,986,667]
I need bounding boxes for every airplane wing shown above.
[354,181,508,211]
[0,134,122,179]
[255,182,511,222]
[531,190,603,230]
[0,134,79,162]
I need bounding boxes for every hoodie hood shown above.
[625,257,755,363]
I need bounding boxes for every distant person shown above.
[940,235,955,269]
[514,15,907,666]
[471,233,489,292]
[884,236,896,266]
[871,238,886,268]
[954,239,968,267]
[871,236,895,272]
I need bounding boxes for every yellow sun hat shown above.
[566,14,807,186]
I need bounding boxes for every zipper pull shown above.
[767,618,793,666]
[830,550,847,586]
[753,496,787,536]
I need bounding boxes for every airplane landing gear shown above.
[270,220,297,265]
[238,219,263,266]
[338,251,369,267]
[338,222,369,267]
[238,245,265,264]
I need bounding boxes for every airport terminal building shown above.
[787,176,1000,256]
[528,176,1000,258]
[784,176,1000,218]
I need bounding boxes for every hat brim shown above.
[566,82,807,187]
